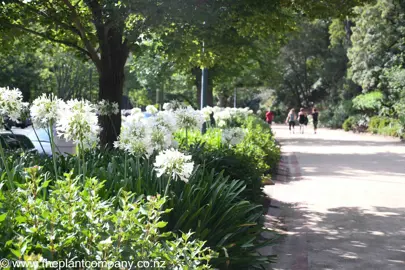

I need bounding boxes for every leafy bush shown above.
[0,168,215,269]
[343,116,356,131]
[367,116,402,137]
[3,146,278,269]
[0,92,280,269]
[319,101,354,129]
[352,91,384,112]
[177,116,280,204]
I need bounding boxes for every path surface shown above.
[264,125,405,270]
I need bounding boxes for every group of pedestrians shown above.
[265,108,319,134]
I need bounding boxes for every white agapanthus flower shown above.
[30,93,62,128]
[155,110,177,133]
[146,105,158,115]
[154,148,194,183]
[163,102,173,111]
[131,108,142,115]
[214,110,232,122]
[221,127,246,146]
[56,99,100,149]
[150,124,173,151]
[96,99,119,116]
[0,87,24,124]
[175,106,205,130]
[257,110,262,115]
[212,106,222,113]
[115,113,154,157]
[201,106,213,121]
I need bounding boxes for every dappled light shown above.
[266,125,405,269]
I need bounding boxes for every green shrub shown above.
[176,115,281,204]
[367,116,401,137]
[368,116,381,134]
[1,113,280,269]
[343,116,356,131]
[352,91,384,112]
[3,146,278,269]
[0,169,215,269]
[320,101,354,129]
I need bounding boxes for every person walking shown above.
[298,108,307,134]
[312,108,319,134]
[285,108,297,134]
[266,110,274,127]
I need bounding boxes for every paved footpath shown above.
[264,124,405,270]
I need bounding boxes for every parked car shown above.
[3,116,32,130]
[27,128,75,157]
[0,132,37,154]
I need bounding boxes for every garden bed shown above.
[0,89,281,269]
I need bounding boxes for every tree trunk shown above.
[207,72,213,106]
[98,28,128,147]
[192,67,214,108]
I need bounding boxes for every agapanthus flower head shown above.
[115,114,153,157]
[149,121,173,151]
[146,105,158,115]
[221,127,246,146]
[0,87,24,124]
[155,110,177,133]
[175,106,205,130]
[213,109,232,122]
[212,106,222,113]
[56,99,100,149]
[154,148,194,183]
[96,99,119,116]
[30,93,62,128]
[201,106,214,121]
[163,102,173,111]
[131,108,142,115]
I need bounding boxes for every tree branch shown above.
[13,0,81,36]
[2,21,90,57]
[61,0,101,72]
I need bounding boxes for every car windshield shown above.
[28,128,50,142]
[0,134,35,150]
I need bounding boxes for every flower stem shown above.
[124,152,127,185]
[136,156,141,193]
[0,140,14,190]
[80,142,86,181]
[49,122,58,180]
[163,175,172,199]
[76,144,81,176]
[32,124,45,155]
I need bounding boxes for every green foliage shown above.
[2,114,281,269]
[352,91,384,112]
[319,101,354,129]
[177,115,280,204]
[340,114,369,132]
[343,116,356,131]
[0,169,215,268]
[368,116,402,137]
[348,0,405,91]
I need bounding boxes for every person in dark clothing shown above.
[298,108,307,134]
[312,108,319,134]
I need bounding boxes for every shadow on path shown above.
[270,204,405,270]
